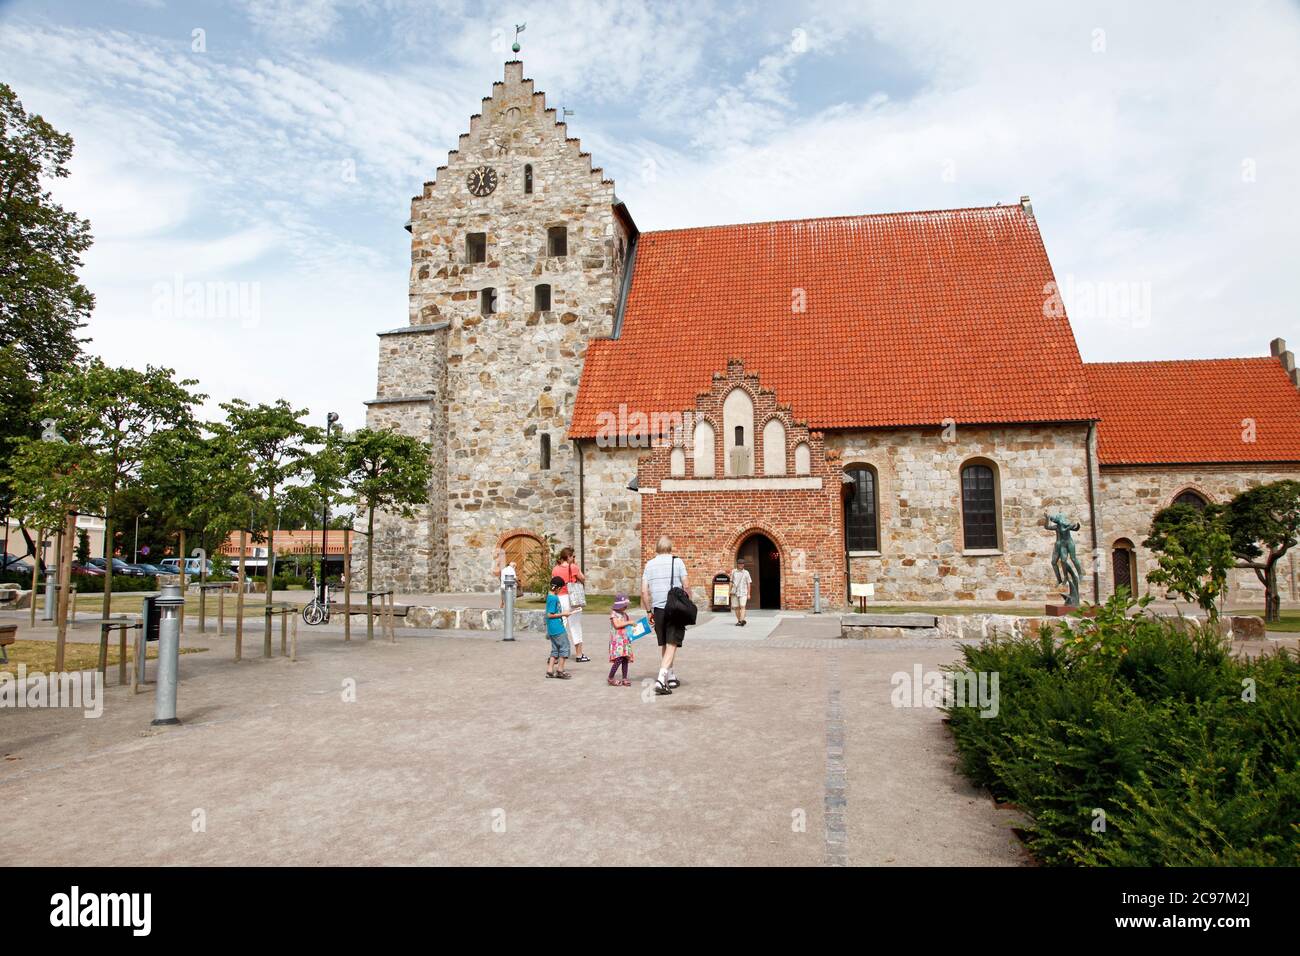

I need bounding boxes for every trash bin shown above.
[142,594,162,643]
[711,573,732,611]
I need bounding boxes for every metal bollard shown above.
[813,574,822,614]
[43,571,56,621]
[502,583,515,642]
[152,583,184,726]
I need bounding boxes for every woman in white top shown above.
[730,558,752,627]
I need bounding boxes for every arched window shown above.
[534,284,551,312]
[524,164,533,194]
[1173,489,1208,510]
[794,442,811,475]
[692,421,715,477]
[723,388,754,476]
[540,433,551,470]
[762,419,786,475]
[961,461,1000,550]
[547,225,567,257]
[1112,538,1136,596]
[669,447,686,477]
[844,466,879,552]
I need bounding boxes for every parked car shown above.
[133,562,167,576]
[71,561,105,577]
[1,553,34,575]
[160,557,214,577]
[88,557,146,577]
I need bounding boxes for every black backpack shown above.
[664,555,698,627]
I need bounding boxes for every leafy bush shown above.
[945,592,1300,866]
[75,573,160,593]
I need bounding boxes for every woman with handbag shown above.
[552,547,589,662]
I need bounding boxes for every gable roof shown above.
[570,203,1099,438]
[1085,358,1300,465]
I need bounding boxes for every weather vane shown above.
[512,23,525,54]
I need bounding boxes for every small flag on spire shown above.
[512,23,525,53]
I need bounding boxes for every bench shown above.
[0,623,15,663]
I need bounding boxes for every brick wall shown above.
[635,361,845,609]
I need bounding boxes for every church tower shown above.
[362,61,633,592]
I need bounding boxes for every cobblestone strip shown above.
[824,652,848,866]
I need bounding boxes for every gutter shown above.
[1086,420,1101,602]
[576,438,586,569]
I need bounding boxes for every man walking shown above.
[641,536,688,696]
[729,557,751,627]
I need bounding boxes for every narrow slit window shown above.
[465,232,486,263]
[735,425,745,446]
[534,284,551,312]
[480,287,497,315]
[524,164,533,194]
[547,225,568,257]
[540,433,551,470]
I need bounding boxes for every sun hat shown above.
[612,593,630,610]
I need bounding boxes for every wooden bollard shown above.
[291,613,298,662]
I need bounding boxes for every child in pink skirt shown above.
[608,593,634,686]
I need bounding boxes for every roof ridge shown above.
[639,203,1031,237]
[1086,356,1276,368]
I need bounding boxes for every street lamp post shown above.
[133,511,148,564]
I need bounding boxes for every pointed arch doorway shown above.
[736,532,781,609]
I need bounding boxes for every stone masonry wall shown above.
[404,60,625,592]
[578,443,643,595]
[1097,463,1300,606]
[825,424,1095,604]
[354,325,448,593]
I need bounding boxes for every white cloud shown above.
[0,0,1297,437]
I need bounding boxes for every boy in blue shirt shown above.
[545,575,573,680]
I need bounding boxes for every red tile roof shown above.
[1085,359,1300,465]
[571,204,1099,437]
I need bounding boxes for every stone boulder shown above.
[1229,615,1266,641]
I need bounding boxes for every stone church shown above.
[360,61,1300,610]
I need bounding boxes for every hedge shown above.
[944,593,1300,866]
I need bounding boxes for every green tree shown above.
[339,427,431,605]
[0,345,40,560]
[75,527,90,564]
[4,434,92,650]
[1144,503,1234,623]
[36,359,201,620]
[1222,479,1300,624]
[218,399,320,621]
[0,83,91,381]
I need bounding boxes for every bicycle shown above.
[302,576,332,626]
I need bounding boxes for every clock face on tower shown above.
[467,165,498,197]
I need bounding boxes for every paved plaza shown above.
[0,608,1034,866]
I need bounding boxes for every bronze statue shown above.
[1045,513,1083,607]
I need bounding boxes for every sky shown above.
[1,0,1297,430]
